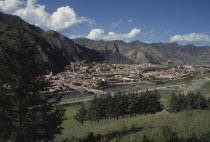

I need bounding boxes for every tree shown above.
[127,92,138,117]
[86,90,164,122]
[96,79,108,88]
[148,90,163,113]
[103,93,113,120]
[169,91,208,112]
[0,28,65,142]
[74,103,87,125]
[186,92,207,109]
[169,92,187,112]
[87,95,99,123]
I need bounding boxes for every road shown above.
[59,99,93,106]
[182,79,210,95]
[60,77,210,105]
[137,84,181,93]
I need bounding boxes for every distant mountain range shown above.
[1,12,210,74]
[73,38,210,65]
[0,12,133,73]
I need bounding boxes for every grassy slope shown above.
[195,81,210,97]
[56,110,210,142]
[116,110,210,142]
[62,105,81,128]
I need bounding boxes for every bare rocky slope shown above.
[73,38,210,65]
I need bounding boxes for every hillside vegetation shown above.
[56,109,210,142]
[56,90,210,142]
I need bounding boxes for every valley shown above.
[1,8,210,142]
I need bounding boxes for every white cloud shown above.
[86,28,141,40]
[0,0,23,13]
[0,0,95,32]
[125,28,141,38]
[112,19,122,28]
[170,33,210,43]
[86,29,105,40]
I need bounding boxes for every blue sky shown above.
[1,0,210,45]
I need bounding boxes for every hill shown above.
[73,38,210,65]
[56,105,210,142]
[0,12,133,73]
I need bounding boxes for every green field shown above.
[62,105,82,129]
[161,73,201,87]
[61,95,94,102]
[159,90,174,108]
[163,77,191,86]
[205,73,210,78]
[119,75,198,94]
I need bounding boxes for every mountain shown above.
[0,12,133,73]
[73,38,210,65]
[1,12,210,74]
